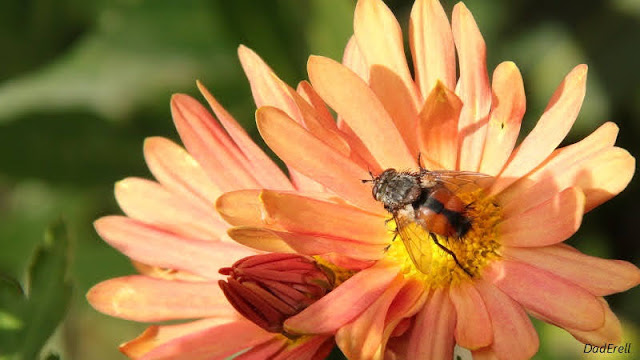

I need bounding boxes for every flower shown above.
[214,0,639,359]
[86,96,337,358]
[87,0,640,360]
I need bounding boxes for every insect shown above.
[364,163,493,277]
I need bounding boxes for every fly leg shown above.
[429,233,473,277]
[384,217,398,251]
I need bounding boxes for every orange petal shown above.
[287,167,326,193]
[407,288,456,359]
[485,260,605,331]
[144,137,221,206]
[336,275,406,360]
[452,3,491,172]
[227,227,385,260]
[171,94,259,191]
[238,45,300,121]
[284,261,401,334]
[115,177,226,240]
[215,189,266,227]
[197,81,294,191]
[450,281,492,349]
[95,216,256,280]
[260,190,389,244]
[87,276,231,322]
[474,280,539,360]
[499,187,584,247]
[417,82,462,170]
[270,335,334,360]
[342,35,369,82]
[500,146,634,217]
[353,0,420,107]
[257,106,380,212]
[493,65,588,193]
[307,55,416,170]
[410,0,456,98]
[503,244,640,296]
[131,319,275,360]
[566,298,622,346]
[479,62,526,176]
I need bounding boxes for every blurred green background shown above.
[0,0,638,359]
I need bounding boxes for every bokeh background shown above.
[0,0,638,359]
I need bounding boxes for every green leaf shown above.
[0,221,72,360]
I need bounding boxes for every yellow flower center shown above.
[384,189,502,287]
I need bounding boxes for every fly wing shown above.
[394,211,433,274]
[423,170,494,196]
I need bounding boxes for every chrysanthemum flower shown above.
[88,0,639,359]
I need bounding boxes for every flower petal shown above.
[284,261,401,334]
[87,276,231,322]
[354,0,419,107]
[256,106,380,212]
[137,319,275,360]
[486,260,605,331]
[307,55,416,170]
[115,177,226,240]
[336,275,405,360]
[270,336,334,360]
[474,280,539,360]
[95,216,256,280]
[260,190,389,244]
[449,281,492,349]
[566,298,622,346]
[493,65,588,193]
[478,62,526,176]
[227,227,386,260]
[499,187,584,247]
[417,82,462,170]
[144,137,221,206]
[407,288,456,360]
[409,0,456,97]
[342,35,369,82]
[171,94,259,191]
[197,81,294,191]
[215,189,265,227]
[503,244,640,296]
[452,3,492,172]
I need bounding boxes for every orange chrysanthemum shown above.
[88,0,639,359]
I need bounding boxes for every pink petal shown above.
[417,82,462,170]
[87,275,232,322]
[499,187,585,247]
[485,260,605,331]
[256,106,381,212]
[503,244,640,296]
[138,319,275,360]
[353,0,420,107]
[171,94,259,192]
[271,336,334,360]
[409,0,456,98]
[492,65,588,193]
[227,227,386,261]
[287,168,326,192]
[478,62,526,176]
[114,177,226,240]
[144,137,221,206]
[336,275,405,360]
[452,3,492,172]
[260,190,389,244]
[449,281,492,349]
[342,35,369,82]
[474,280,539,360]
[407,288,456,359]
[566,298,622,346]
[95,216,256,280]
[197,81,294,191]
[284,261,401,334]
[234,338,288,360]
[238,45,300,122]
[307,55,416,170]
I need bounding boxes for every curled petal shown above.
[449,281,492,349]
[566,298,622,346]
[500,187,585,247]
[407,288,456,359]
[87,276,232,322]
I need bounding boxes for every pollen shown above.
[385,189,502,287]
